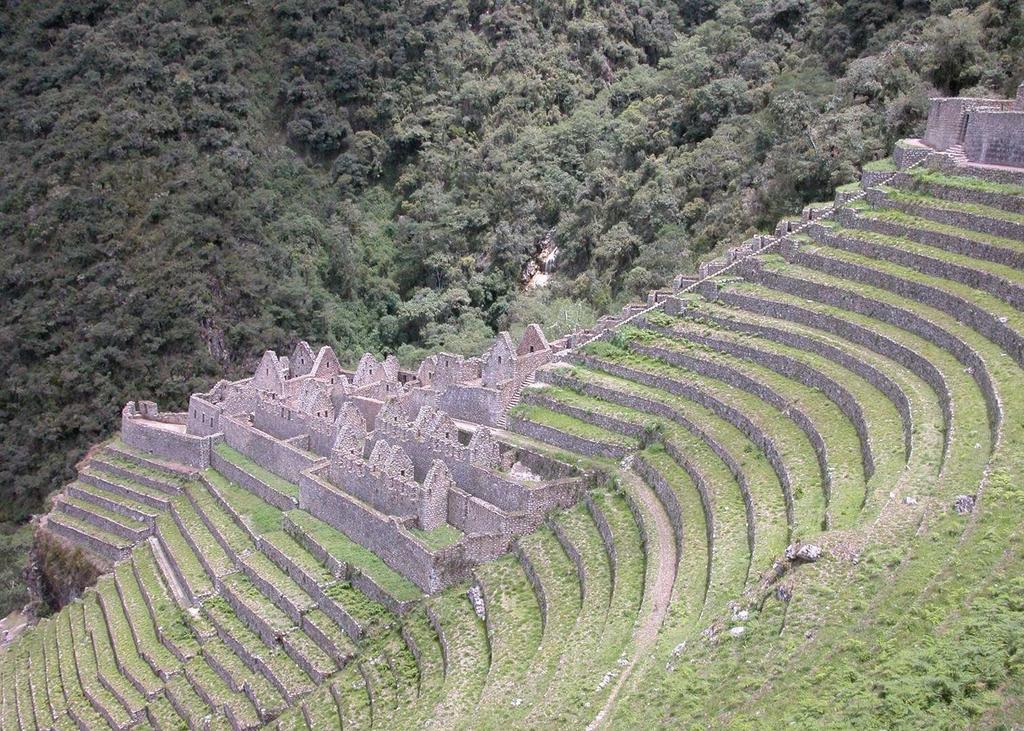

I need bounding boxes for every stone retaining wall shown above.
[681,305,914,462]
[641,320,876,480]
[548,519,586,603]
[515,544,548,633]
[838,207,1024,270]
[507,417,629,460]
[741,260,1000,445]
[889,172,1024,214]
[209,449,299,512]
[963,110,1024,167]
[221,414,325,486]
[783,239,1024,370]
[868,188,1024,241]
[122,406,212,469]
[539,369,760,548]
[629,342,833,511]
[631,456,685,582]
[584,495,617,596]
[46,519,127,563]
[810,224,1024,311]
[569,354,795,525]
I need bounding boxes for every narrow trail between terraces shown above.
[587,465,678,730]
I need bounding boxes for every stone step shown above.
[46,512,133,563]
[202,597,315,706]
[183,655,261,730]
[94,576,165,699]
[889,168,1024,215]
[164,673,214,730]
[202,638,287,723]
[79,467,176,516]
[211,443,299,511]
[64,603,136,730]
[869,186,1024,242]
[743,256,1002,447]
[112,561,184,681]
[55,493,151,542]
[82,593,148,720]
[103,441,197,485]
[714,284,956,467]
[66,479,161,526]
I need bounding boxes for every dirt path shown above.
[587,465,677,730]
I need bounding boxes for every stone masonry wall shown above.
[963,110,1024,167]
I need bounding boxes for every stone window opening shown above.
[529,345,535,353]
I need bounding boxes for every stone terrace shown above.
[6,86,1024,729]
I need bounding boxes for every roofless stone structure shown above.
[118,327,584,593]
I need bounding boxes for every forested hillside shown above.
[0,0,1020,614]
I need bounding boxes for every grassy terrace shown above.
[285,509,423,603]
[524,379,747,621]
[407,523,463,551]
[204,469,284,535]
[203,637,285,716]
[423,588,489,726]
[106,439,194,487]
[68,600,134,728]
[59,493,149,533]
[641,245,1024,727]
[154,514,215,598]
[202,594,315,700]
[820,219,1024,290]
[167,497,234,578]
[521,502,618,727]
[637,444,717,622]
[509,402,638,448]
[676,302,910,459]
[794,243,1024,365]
[905,167,1024,197]
[631,323,871,528]
[727,271,990,492]
[83,593,147,718]
[630,258,1015,724]
[848,197,1024,252]
[331,664,372,728]
[400,608,446,701]
[556,362,790,561]
[692,295,945,467]
[881,186,1024,226]
[47,511,132,551]
[579,342,824,538]
[134,545,201,657]
[474,555,544,714]
[213,443,299,498]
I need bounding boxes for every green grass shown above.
[510,402,638,448]
[849,198,1024,252]
[909,167,1024,196]
[863,157,896,172]
[213,443,299,498]
[883,186,1024,226]
[285,509,423,602]
[474,555,544,712]
[407,523,463,551]
[204,468,284,534]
